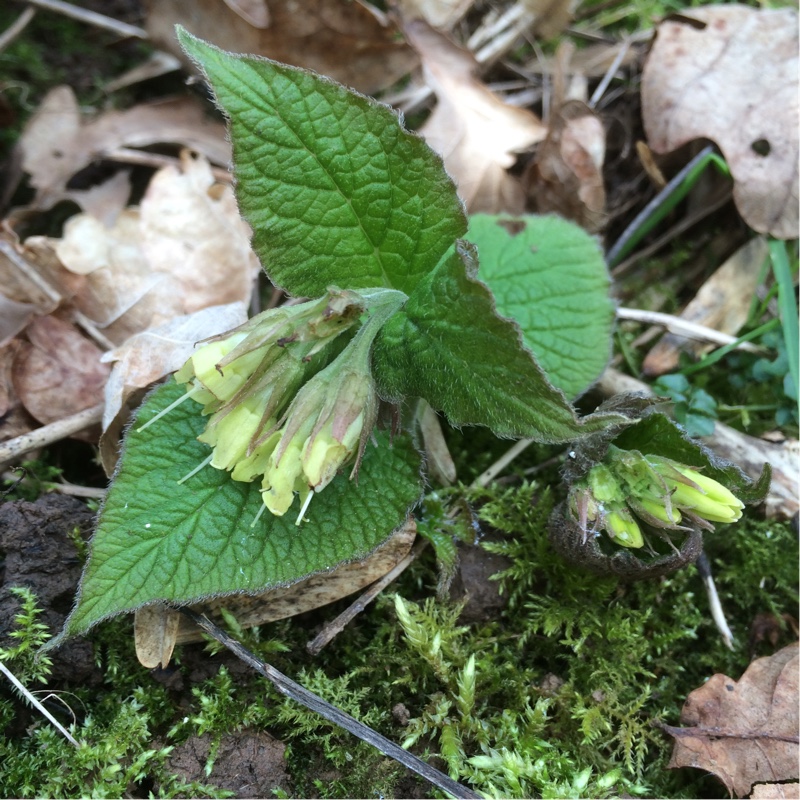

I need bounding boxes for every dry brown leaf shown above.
[54,210,166,338]
[0,340,34,444]
[101,302,248,431]
[396,0,473,30]
[172,519,417,647]
[12,315,110,429]
[750,782,800,799]
[40,153,257,346]
[20,87,229,212]
[663,642,799,797]
[642,6,799,238]
[138,151,258,317]
[145,0,417,95]
[642,236,768,376]
[405,18,546,213]
[134,605,181,670]
[0,295,40,347]
[526,98,606,232]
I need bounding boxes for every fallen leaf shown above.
[642,6,799,238]
[0,340,34,444]
[396,0,473,30]
[405,18,546,213]
[145,0,417,95]
[171,519,418,647]
[138,151,258,317]
[642,236,768,376]
[12,315,110,429]
[19,87,229,212]
[100,302,249,431]
[750,783,800,799]
[134,605,181,670]
[526,98,606,232]
[663,642,799,797]
[54,210,166,335]
[0,295,40,348]
[44,152,257,346]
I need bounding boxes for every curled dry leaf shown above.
[12,315,110,432]
[0,339,34,444]
[642,236,767,376]
[19,87,229,213]
[145,0,417,95]
[642,6,799,238]
[46,153,257,346]
[395,0,473,31]
[525,98,606,232]
[101,302,248,431]
[405,19,547,213]
[662,642,799,797]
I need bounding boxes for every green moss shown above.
[0,593,220,798]
[7,480,794,798]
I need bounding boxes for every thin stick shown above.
[616,307,765,353]
[0,6,35,53]
[474,437,534,489]
[588,38,630,108]
[181,608,481,800]
[18,0,147,39]
[103,147,232,182]
[0,661,79,746]
[0,404,104,468]
[695,551,735,650]
[307,539,429,655]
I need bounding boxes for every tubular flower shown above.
[646,458,744,524]
[568,444,746,549]
[259,316,379,518]
[169,285,406,522]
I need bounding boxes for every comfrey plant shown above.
[52,31,768,643]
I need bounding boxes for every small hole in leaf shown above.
[751,139,771,157]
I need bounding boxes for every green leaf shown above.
[465,214,614,398]
[372,242,626,442]
[58,381,423,640]
[177,28,467,298]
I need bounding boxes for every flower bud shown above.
[649,458,744,524]
[604,509,643,548]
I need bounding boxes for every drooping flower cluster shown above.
[569,444,745,549]
[170,287,404,521]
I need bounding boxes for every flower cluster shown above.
[569,445,745,549]
[171,287,403,521]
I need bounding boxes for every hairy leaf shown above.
[466,214,614,398]
[178,28,467,297]
[58,381,422,640]
[372,242,626,442]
